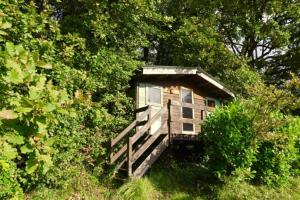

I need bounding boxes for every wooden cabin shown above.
[110,66,234,178]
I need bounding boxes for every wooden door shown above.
[137,83,163,134]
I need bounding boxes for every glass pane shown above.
[182,107,193,119]
[148,87,161,104]
[181,88,192,103]
[207,100,215,107]
[183,123,194,132]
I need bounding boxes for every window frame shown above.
[145,83,163,106]
[180,87,195,134]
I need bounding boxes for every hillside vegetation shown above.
[0,0,300,199]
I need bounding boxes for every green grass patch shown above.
[25,167,109,200]
[24,163,300,200]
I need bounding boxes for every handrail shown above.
[111,106,151,147]
[135,105,150,113]
[110,144,127,164]
[110,106,151,164]
[131,120,167,163]
[131,105,167,144]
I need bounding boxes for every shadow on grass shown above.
[144,151,221,200]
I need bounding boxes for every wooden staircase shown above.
[110,103,171,179]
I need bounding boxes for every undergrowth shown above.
[25,162,300,200]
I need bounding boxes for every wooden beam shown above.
[131,105,167,144]
[111,107,150,147]
[176,118,199,123]
[133,135,169,177]
[132,121,167,163]
[135,105,149,114]
[110,144,127,164]
[128,137,133,177]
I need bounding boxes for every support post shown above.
[148,105,152,134]
[204,99,208,119]
[127,137,133,177]
[167,99,171,145]
[110,139,113,164]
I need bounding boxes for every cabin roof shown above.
[140,65,235,98]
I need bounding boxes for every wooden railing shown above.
[110,104,169,177]
[110,105,151,164]
[110,98,216,178]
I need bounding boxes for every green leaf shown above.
[3,143,18,160]
[6,68,23,84]
[0,109,18,120]
[43,103,56,112]
[26,160,38,174]
[5,59,19,69]
[29,89,41,100]
[15,107,32,114]
[5,42,15,56]
[20,144,33,154]
[0,160,10,171]
[15,44,26,56]
[1,22,12,29]
[0,30,7,35]
[37,121,47,135]
[4,134,24,145]
[37,61,52,69]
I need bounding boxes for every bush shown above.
[201,100,300,185]
[253,116,300,185]
[0,157,23,199]
[201,101,257,179]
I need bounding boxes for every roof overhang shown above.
[141,66,235,98]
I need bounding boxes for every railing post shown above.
[167,99,171,145]
[204,99,208,119]
[110,139,113,164]
[148,105,152,134]
[128,137,133,177]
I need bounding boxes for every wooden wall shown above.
[138,81,209,135]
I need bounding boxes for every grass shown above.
[25,162,300,200]
[25,168,109,200]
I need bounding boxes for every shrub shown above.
[253,116,300,185]
[0,157,23,199]
[201,100,257,179]
[201,99,300,185]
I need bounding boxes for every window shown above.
[183,123,194,132]
[207,99,215,107]
[182,107,193,119]
[181,88,192,103]
[148,86,161,104]
[181,88,194,133]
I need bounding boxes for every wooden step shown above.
[132,135,169,177]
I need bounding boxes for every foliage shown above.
[222,66,263,95]
[0,0,144,195]
[217,176,300,200]
[26,166,108,200]
[201,101,257,179]
[201,97,300,185]
[0,156,23,200]
[0,42,71,192]
[253,116,300,185]
[113,178,160,200]
[0,0,299,197]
